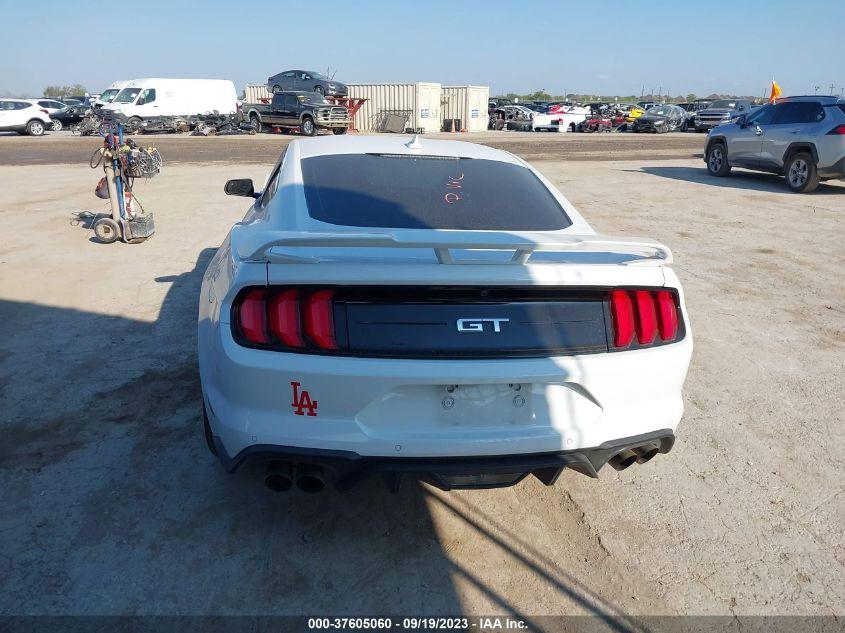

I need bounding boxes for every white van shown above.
[104,78,238,123]
[93,80,130,109]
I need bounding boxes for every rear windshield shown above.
[300,154,572,230]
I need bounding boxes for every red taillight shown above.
[827,124,845,135]
[303,290,337,350]
[40,108,49,114]
[610,290,635,348]
[268,289,304,347]
[238,289,269,344]
[655,290,679,341]
[236,287,338,351]
[634,290,657,344]
[610,289,681,348]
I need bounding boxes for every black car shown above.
[49,104,90,130]
[246,91,351,136]
[266,70,348,97]
[631,105,686,133]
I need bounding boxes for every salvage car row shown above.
[487,99,760,134]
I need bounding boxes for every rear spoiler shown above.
[235,230,673,266]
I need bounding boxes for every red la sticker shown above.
[291,381,318,416]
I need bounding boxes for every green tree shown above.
[42,84,88,99]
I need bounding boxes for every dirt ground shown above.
[0,132,843,624]
[0,128,703,166]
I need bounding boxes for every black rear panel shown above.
[335,286,608,358]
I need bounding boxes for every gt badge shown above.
[291,381,318,416]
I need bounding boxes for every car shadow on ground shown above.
[635,165,845,195]
[0,247,644,628]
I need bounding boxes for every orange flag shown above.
[769,80,782,104]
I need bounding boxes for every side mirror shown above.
[736,115,747,127]
[224,179,259,198]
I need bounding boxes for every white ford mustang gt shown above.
[198,135,693,493]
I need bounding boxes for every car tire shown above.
[26,119,45,136]
[314,86,324,95]
[301,116,316,136]
[126,117,143,134]
[93,217,120,244]
[51,119,63,132]
[706,142,731,177]
[332,127,347,135]
[785,152,819,193]
[202,402,218,456]
[250,114,263,133]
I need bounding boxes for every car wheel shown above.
[706,143,731,177]
[314,86,324,95]
[301,116,316,136]
[26,119,45,136]
[126,117,143,134]
[93,217,120,244]
[785,152,819,193]
[250,114,263,133]
[202,402,218,456]
[51,119,63,132]
[332,127,347,135]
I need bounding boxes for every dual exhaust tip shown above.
[609,441,661,471]
[265,461,327,493]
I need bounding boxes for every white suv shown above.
[199,136,693,493]
[0,99,52,136]
[26,99,70,131]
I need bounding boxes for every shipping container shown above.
[244,83,272,104]
[441,86,490,132]
[346,83,441,133]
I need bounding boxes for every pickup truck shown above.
[694,99,754,132]
[246,91,350,136]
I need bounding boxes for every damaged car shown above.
[488,104,534,131]
[199,135,693,493]
[631,104,687,133]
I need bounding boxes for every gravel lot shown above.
[0,132,842,623]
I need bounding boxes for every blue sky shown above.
[1,0,842,98]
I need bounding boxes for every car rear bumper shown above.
[201,319,692,462]
[212,428,676,490]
